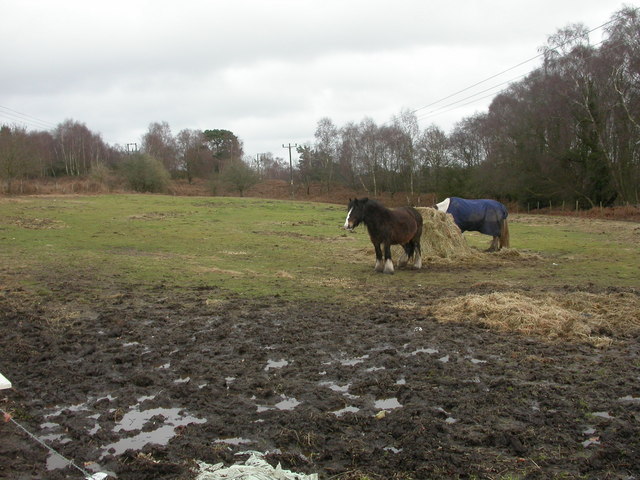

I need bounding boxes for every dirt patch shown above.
[1,216,67,229]
[1,280,640,480]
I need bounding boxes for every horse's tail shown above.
[500,218,510,249]
[407,207,424,257]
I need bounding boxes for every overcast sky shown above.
[1,0,629,161]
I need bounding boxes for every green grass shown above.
[0,195,638,303]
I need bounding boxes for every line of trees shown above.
[0,119,270,194]
[1,7,638,206]
[297,7,639,207]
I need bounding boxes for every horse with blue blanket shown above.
[435,197,510,251]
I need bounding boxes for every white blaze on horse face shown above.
[344,208,353,229]
[435,198,450,213]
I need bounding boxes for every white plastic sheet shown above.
[0,372,11,390]
[195,452,318,480]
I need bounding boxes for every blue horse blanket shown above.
[441,197,508,237]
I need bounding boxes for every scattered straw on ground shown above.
[431,291,640,346]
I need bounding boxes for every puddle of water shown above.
[274,396,301,410]
[445,417,458,424]
[96,395,117,403]
[331,406,360,416]
[366,366,385,372]
[591,411,614,419]
[396,377,406,385]
[384,446,403,453]
[619,395,640,403]
[102,424,178,457]
[469,358,487,364]
[374,398,402,410]
[137,394,156,403]
[583,426,596,435]
[40,433,71,443]
[214,437,252,446]
[340,354,369,366]
[115,407,197,432]
[319,381,359,399]
[582,437,601,448]
[411,347,438,355]
[174,377,191,384]
[256,395,301,412]
[265,359,289,371]
[46,451,73,471]
[438,355,450,363]
[45,402,90,418]
[100,406,206,457]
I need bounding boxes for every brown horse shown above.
[344,198,423,274]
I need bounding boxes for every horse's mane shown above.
[362,198,395,223]
[364,198,386,210]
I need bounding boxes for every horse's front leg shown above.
[383,243,394,274]
[374,243,384,272]
[397,245,409,268]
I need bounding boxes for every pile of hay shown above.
[431,291,640,346]
[392,207,476,261]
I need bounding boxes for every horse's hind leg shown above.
[374,243,384,272]
[383,243,394,274]
[413,239,422,269]
[488,236,500,252]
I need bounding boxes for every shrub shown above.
[220,160,259,196]
[120,154,171,193]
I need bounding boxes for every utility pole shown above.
[282,143,297,198]
[256,153,266,179]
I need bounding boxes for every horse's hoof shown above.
[383,259,394,274]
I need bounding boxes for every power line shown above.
[408,17,617,121]
[0,105,56,130]
[415,72,529,122]
[417,33,620,125]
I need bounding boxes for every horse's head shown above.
[434,198,450,213]
[344,197,368,230]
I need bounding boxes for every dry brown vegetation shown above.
[431,291,640,347]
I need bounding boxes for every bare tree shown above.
[176,128,207,182]
[314,117,338,192]
[141,121,179,175]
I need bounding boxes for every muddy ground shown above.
[1,278,639,479]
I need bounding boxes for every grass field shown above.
[1,194,638,302]
[2,194,640,479]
